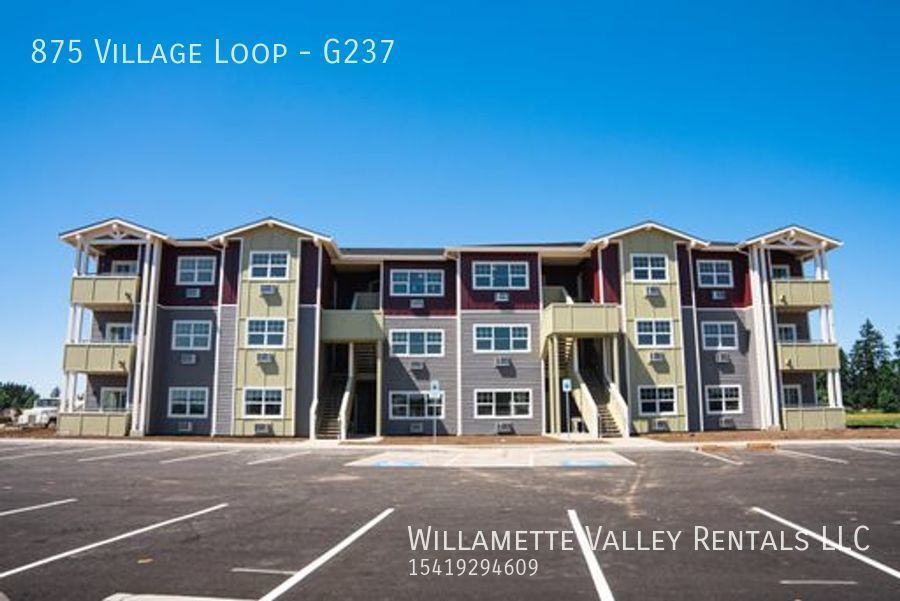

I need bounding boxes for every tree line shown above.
[841,319,900,412]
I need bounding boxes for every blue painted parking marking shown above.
[372,460,421,467]
[561,459,611,468]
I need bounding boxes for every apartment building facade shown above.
[58,218,845,439]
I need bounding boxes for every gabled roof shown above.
[590,220,709,247]
[206,217,332,242]
[59,218,169,245]
[740,224,842,250]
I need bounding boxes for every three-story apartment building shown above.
[57,218,844,438]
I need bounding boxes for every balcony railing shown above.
[542,303,621,339]
[777,342,840,371]
[771,278,832,310]
[63,342,135,374]
[71,275,141,309]
[321,310,384,342]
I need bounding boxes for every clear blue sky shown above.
[1,1,898,395]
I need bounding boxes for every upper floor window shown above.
[243,388,283,418]
[696,260,733,288]
[390,330,444,357]
[635,319,672,348]
[105,323,133,343]
[701,321,738,350]
[771,264,791,280]
[631,254,667,282]
[249,251,289,280]
[390,269,444,297]
[168,387,208,418]
[638,386,676,415]
[706,385,742,414]
[176,256,216,286]
[111,260,138,275]
[474,324,530,353]
[777,323,798,342]
[472,261,529,290]
[246,318,286,347]
[172,320,212,351]
[389,390,444,419]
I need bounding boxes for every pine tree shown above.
[845,319,890,409]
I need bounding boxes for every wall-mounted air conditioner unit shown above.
[649,352,665,363]
[409,422,424,434]
[645,286,662,298]
[260,284,278,296]
[718,417,737,429]
[180,353,197,366]
[254,423,274,436]
[410,360,426,371]
[495,356,512,368]
[256,352,275,364]
[496,422,515,435]
[494,292,510,303]
[409,298,425,309]
[184,287,201,299]
[711,290,727,301]
[651,418,670,432]
[715,352,731,364]
[177,421,193,433]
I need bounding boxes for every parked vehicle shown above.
[17,398,60,428]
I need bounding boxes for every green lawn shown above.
[846,411,900,428]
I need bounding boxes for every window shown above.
[696,260,733,288]
[473,325,531,352]
[638,386,676,415]
[706,385,742,414]
[635,320,672,348]
[244,388,283,417]
[701,322,738,350]
[390,270,444,297]
[389,391,444,419]
[99,387,128,412]
[111,260,138,274]
[475,389,532,418]
[172,320,212,350]
[472,261,529,290]
[631,254,667,282]
[246,319,286,347]
[777,324,798,342]
[167,387,208,418]
[771,264,791,280]
[105,323,133,343]
[249,251,289,279]
[390,330,444,357]
[782,384,802,408]
[176,256,216,285]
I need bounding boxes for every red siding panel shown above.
[601,244,621,304]
[98,246,139,274]
[221,241,241,305]
[157,245,220,306]
[460,252,540,310]
[383,261,457,316]
[768,250,803,278]
[300,241,320,305]
[677,244,693,306]
[693,250,752,308]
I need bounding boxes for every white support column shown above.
[130,240,152,434]
[748,248,772,428]
[138,240,162,434]
[761,248,783,428]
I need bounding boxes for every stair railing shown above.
[570,343,600,438]
[338,343,356,441]
[605,378,631,438]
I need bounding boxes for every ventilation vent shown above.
[180,353,197,366]
[256,352,275,364]
[711,290,727,301]
[715,352,731,364]
[645,286,662,298]
[649,352,665,363]
[254,423,274,436]
[260,284,278,296]
[409,298,425,309]
[494,292,510,303]
[496,422,515,435]
[177,421,193,433]
[184,287,201,299]
[494,357,512,368]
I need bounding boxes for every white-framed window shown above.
[705,385,742,414]
[390,269,444,297]
[631,254,667,282]
[389,390,444,419]
[167,387,208,418]
[638,386,677,416]
[98,387,128,412]
[390,330,444,357]
[771,264,791,280]
[472,261,529,290]
[243,388,283,418]
[249,251,289,280]
[474,389,532,418]
[782,384,803,408]
[777,323,798,342]
[473,324,531,353]
[176,256,216,286]
[701,321,738,350]
[171,320,213,350]
[696,260,734,288]
[105,323,133,343]
[111,260,138,274]
[246,319,286,347]
[635,320,672,348]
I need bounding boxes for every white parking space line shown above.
[232,567,297,576]
[0,498,78,517]
[0,445,49,454]
[0,503,228,579]
[258,507,395,601]
[849,446,899,457]
[567,509,616,601]
[78,448,174,463]
[751,507,900,581]
[442,453,464,466]
[0,447,101,461]
[692,450,744,466]
[778,449,849,465]
[160,449,241,464]
[246,451,309,466]
[780,579,857,585]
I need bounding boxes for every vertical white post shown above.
[131,240,152,434]
[138,240,162,434]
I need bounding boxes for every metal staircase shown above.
[316,374,346,439]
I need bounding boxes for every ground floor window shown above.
[705,385,742,414]
[782,384,803,407]
[244,388,283,418]
[168,387,208,418]
[638,386,676,415]
[389,391,444,419]
[475,389,531,418]
[99,387,128,412]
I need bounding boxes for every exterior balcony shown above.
[542,303,621,338]
[770,278,832,311]
[321,292,384,343]
[63,342,135,375]
[777,342,840,372]
[71,275,141,310]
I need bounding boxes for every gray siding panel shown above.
[460,312,543,435]
[215,305,237,435]
[696,309,761,430]
[681,310,701,431]
[295,307,317,437]
[381,317,457,435]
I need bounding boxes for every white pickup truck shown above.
[17,398,60,428]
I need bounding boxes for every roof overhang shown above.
[207,217,332,244]
[589,221,710,248]
[59,218,169,247]
[739,225,842,253]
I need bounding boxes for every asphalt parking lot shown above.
[0,440,898,600]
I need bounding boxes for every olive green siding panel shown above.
[321,310,385,342]
[63,343,134,374]
[58,412,130,437]
[541,303,620,338]
[71,276,140,309]
[771,280,832,310]
[778,343,840,371]
[782,407,845,430]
